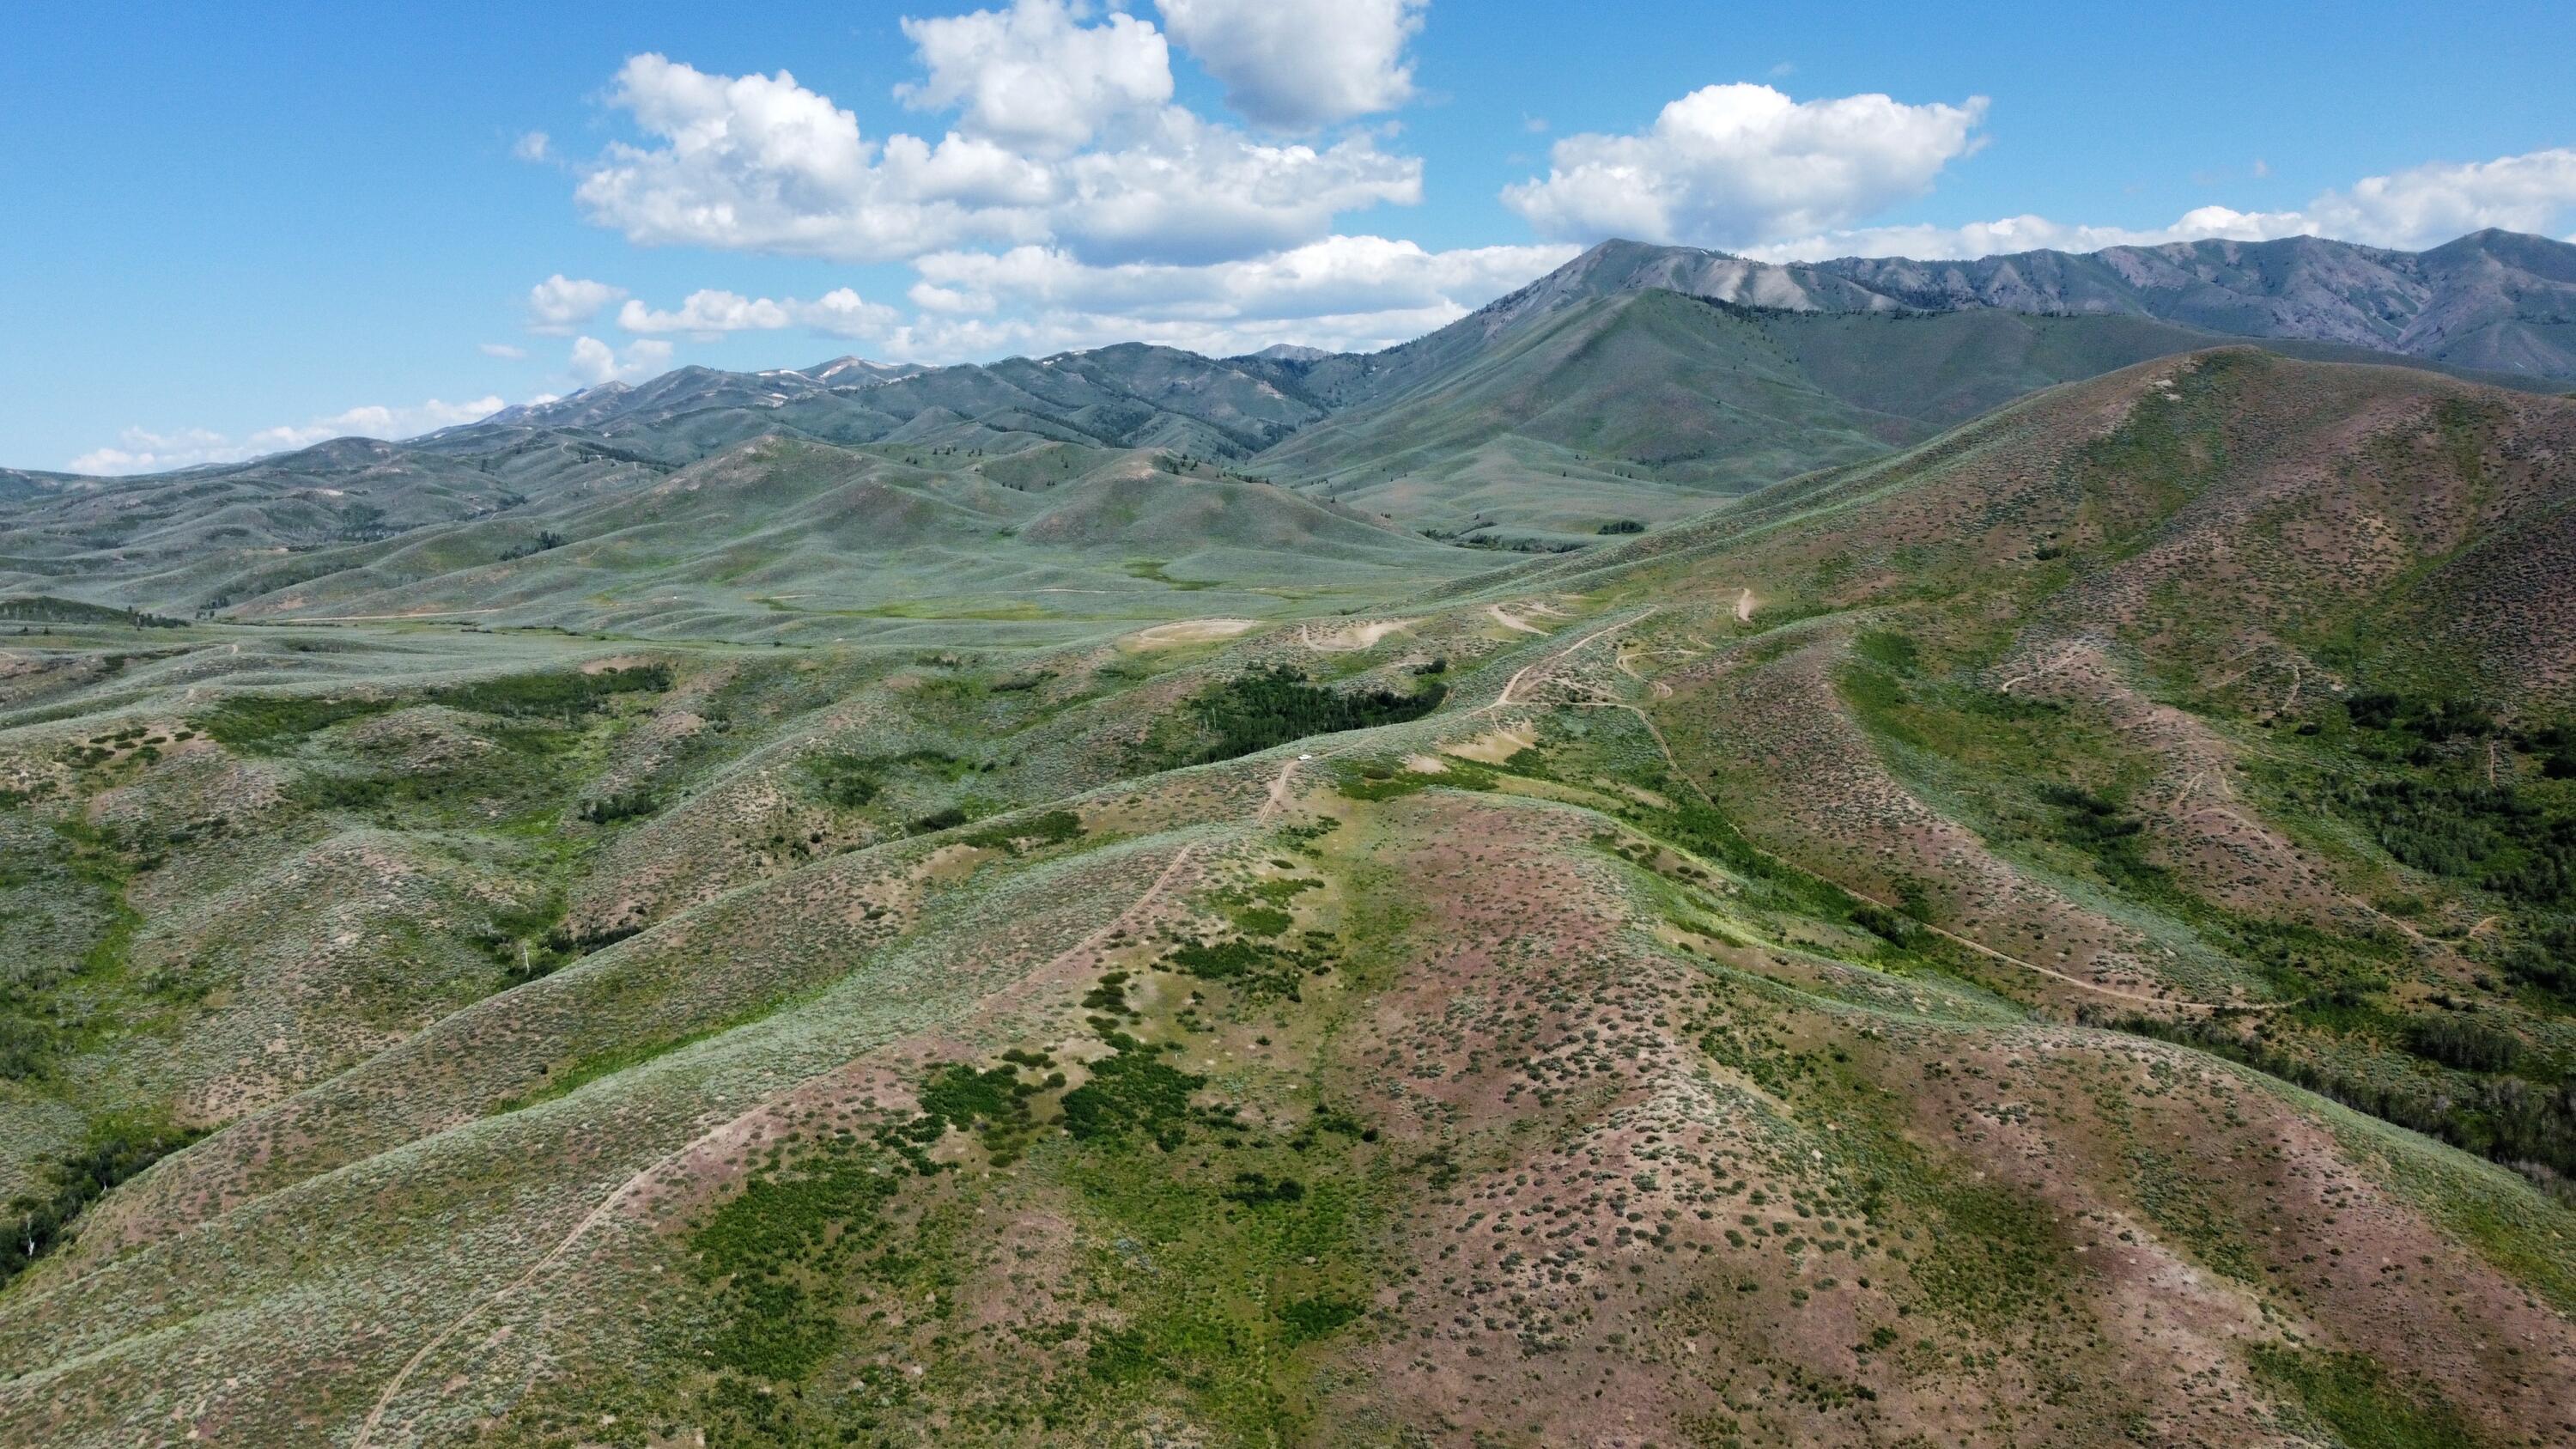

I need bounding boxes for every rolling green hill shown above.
[1250,294,2262,538]
[184,440,1483,642]
[1247,286,2559,541]
[6,243,2576,1447]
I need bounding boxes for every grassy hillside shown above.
[1253,295,2300,541]
[3,439,1489,645]
[0,347,2572,1446]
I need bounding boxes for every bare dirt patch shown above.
[1127,618,1262,648]
[1443,723,1537,764]
[1301,618,1418,650]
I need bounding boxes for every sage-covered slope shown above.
[1249,292,2267,535]
[3,349,2574,1446]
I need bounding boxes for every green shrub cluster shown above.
[2342,691,2496,744]
[2339,777,2575,908]
[1165,937,1320,1000]
[1851,629,1921,674]
[1177,666,1445,764]
[575,789,659,825]
[2502,920,2575,998]
[690,1138,902,1379]
[908,806,970,834]
[2110,1011,2576,1186]
[1,1121,199,1288]
[797,747,991,823]
[195,664,671,752]
[960,809,1084,854]
[2245,1343,2479,1449]
[194,695,391,750]
[428,664,671,721]
[896,1060,1059,1166]
[2403,1014,2524,1073]
[0,596,181,628]
[797,751,883,808]
[471,897,635,982]
[2037,782,2166,893]
[1058,1034,1206,1151]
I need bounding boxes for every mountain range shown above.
[7,230,2569,599]
[1484,228,2576,379]
[4,229,2576,1447]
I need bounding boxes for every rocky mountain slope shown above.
[1815,228,2576,380]
[1455,230,2576,385]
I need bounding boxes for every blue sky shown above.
[7,0,2573,472]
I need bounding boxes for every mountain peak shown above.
[799,356,923,385]
[1466,237,1893,338]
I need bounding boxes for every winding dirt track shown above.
[281,608,506,623]
[1263,611,1651,807]
[371,610,2129,1443]
[364,605,1663,1440]
[352,806,1242,1448]
[1556,672,2283,1017]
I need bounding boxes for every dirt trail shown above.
[1567,695,2279,1016]
[1998,646,2087,696]
[1491,611,1654,712]
[281,608,506,623]
[1130,618,1260,648]
[1301,618,1416,651]
[1734,588,1755,624]
[1487,604,1547,636]
[354,1172,648,1447]
[354,618,1744,1445]
[355,819,1227,1448]
[1615,642,1675,699]
[1261,612,1653,813]
[1255,754,1302,823]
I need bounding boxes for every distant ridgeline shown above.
[0,595,183,629]
[9,228,2576,625]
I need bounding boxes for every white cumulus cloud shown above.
[1502,83,1989,248]
[532,25,2576,381]
[891,234,1574,358]
[615,287,902,340]
[526,274,629,334]
[802,288,906,338]
[1744,207,2313,263]
[617,290,796,338]
[2302,148,2576,249]
[571,10,1418,267]
[1156,0,1425,129]
[1747,147,2576,261]
[897,0,1172,152]
[1050,107,1419,265]
[70,397,507,475]
[569,336,675,386]
[572,54,1046,261]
